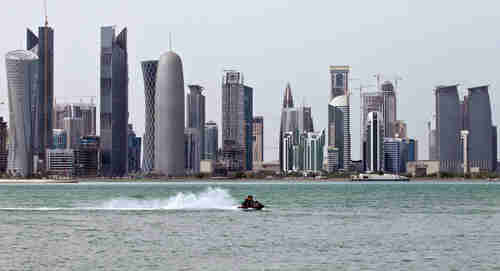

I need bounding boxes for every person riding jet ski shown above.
[240,195,264,210]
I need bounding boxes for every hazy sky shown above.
[0,0,499,161]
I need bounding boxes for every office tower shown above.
[428,121,438,160]
[54,102,96,136]
[27,22,54,165]
[186,84,205,173]
[361,92,384,170]
[127,124,141,173]
[435,85,461,172]
[383,138,407,174]
[185,128,201,174]
[77,135,101,177]
[5,50,38,177]
[63,117,83,149]
[141,60,158,173]
[221,70,253,171]
[393,120,407,139]
[382,81,397,137]
[405,138,418,162]
[279,83,294,171]
[155,51,185,176]
[327,146,339,173]
[252,116,264,164]
[301,130,326,173]
[366,111,384,172]
[328,65,351,171]
[0,117,7,173]
[281,131,294,173]
[466,86,494,171]
[100,26,128,177]
[493,126,497,172]
[204,121,218,160]
[53,129,67,149]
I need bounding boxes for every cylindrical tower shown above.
[141,60,158,173]
[154,51,185,176]
[5,50,38,177]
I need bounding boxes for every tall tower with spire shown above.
[26,2,54,172]
[280,83,295,172]
[283,82,294,108]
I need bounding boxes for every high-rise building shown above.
[77,135,101,177]
[328,66,351,171]
[155,51,185,176]
[63,117,83,149]
[53,102,96,136]
[221,70,253,171]
[327,146,339,173]
[5,50,38,177]
[466,86,494,171]
[186,84,205,173]
[185,128,201,174]
[382,81,397,138]
[279,83,294,171]
[435,85,461,173]
[27,23,54,166]
[252,116,264,164]
[361,91,384,170]
[141,60,158,173]
[127,124,141,173]
[365,111,384,172]
[428,121,438,160]
[100,26,128,177]
[0,117,8,173]
[383,138,407,174]
[301,130,326,173]
[204,121,218,161]
[405,138,419,162]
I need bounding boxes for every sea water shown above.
[0,181,499,270]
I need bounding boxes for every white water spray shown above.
[95,187,238,210]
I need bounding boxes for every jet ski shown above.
[239,195,265,211]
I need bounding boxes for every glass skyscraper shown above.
[141,60,158,173]
[100,26,128,177]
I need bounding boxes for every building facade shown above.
[0,117,8,173]
[5,50,38,177]
[186,85,205,173]
[252,116,264,164]
[383,138,407,174]
[27,24,54,167]
[382,81,397,138]
[54,102,96,137]
[100,26,129,177]
[127,124,141,173]
[365,111,384,172]
[185,128,201,174]
[328,66,351,171]
[435,85,461,173]
[221,71,253,171]
[204,121,218,161]
[155,51,185,176]
[141,60,158,173]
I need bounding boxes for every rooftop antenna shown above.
[44,0,48,26]
[169,32,172,51]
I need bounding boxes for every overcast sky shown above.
[0,0,498,161]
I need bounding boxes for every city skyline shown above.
[0,1,499,162]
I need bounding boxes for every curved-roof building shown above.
[155,51,185,176]
[5,50,38,177]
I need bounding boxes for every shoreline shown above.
[0,177,496,184]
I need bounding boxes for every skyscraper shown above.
[0,117,8,173]
[221,71,253,171]
[466,86,494,171]
[54,102,96,137]
[204,121,218,161]
[383,138,407,174]
[128,124,141,173]
[27,22,54,166]
[366,111,384,172]
[141,60,158,173]
[361,91,384,170]
[100,26,129,177]
[435,85,461,173]
[382,81,397,138]
[5,50,38,177]
[328,65,351,171]
[155,51,185,177]
[186,84,205,174]
[252,116,264,164]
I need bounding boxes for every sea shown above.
[0,181,499,271]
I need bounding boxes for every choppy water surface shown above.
[1,181,500,270]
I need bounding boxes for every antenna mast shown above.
[44,0,48,26]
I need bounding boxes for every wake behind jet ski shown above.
[239,195,264,210]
